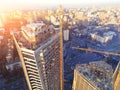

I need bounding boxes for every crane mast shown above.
[59,5,64,90]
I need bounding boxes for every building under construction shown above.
[72,61,114,90]
[112,61,120,90]
[13,21,62,90]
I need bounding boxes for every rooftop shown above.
[91,30,116,37]
[76,61,113,90]
[14,21,56,50]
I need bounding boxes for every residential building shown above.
[90,31,116,44]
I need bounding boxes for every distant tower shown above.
[72,61,113,90]
[13,22,61,90]
[63,29,69,41]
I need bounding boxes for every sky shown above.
[0,0,120,12]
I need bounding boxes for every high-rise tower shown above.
[13,21,61,90]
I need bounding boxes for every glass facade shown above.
[13,32,61,90]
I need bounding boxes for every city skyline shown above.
[0,0,120,12]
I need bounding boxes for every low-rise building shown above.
[6,61,22,71]
[90,31,116,43]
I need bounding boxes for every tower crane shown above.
[72,46,120,87]
[59,5,64,90]
[72,47,120,56]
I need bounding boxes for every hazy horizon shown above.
[0,0,120,12]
